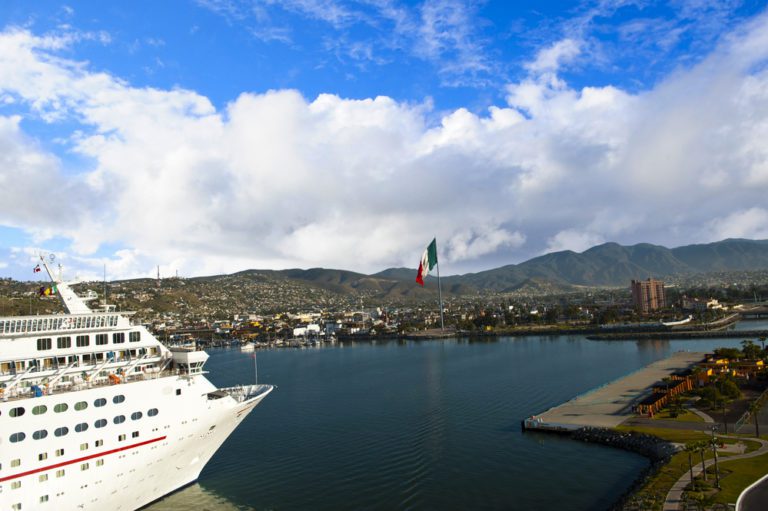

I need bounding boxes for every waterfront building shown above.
[631,278,666,313]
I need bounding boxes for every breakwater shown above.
[588,329,768,340]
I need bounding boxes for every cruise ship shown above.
[0,259,273,510]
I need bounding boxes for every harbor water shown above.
[147,324,767,511]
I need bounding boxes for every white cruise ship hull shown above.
[0,376,272,510]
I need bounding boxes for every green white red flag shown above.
[415,238,438,286]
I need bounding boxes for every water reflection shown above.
[146,483,254,511]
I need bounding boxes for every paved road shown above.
[663,436,768,511]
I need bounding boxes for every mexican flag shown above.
[415,238,438,286]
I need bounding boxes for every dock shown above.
[523,351,705,432]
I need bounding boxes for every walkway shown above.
[533,352,705,429]
[662,436,768,511]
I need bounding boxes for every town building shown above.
[631,278,666,313]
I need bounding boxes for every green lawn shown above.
[713,452,768,505]
[652,409,705,423]
[614,425,765,510]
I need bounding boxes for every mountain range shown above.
[232,238,768,297]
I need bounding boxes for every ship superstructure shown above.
[0,259,272,510]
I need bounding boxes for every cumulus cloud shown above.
[707,208,768,241]
[2,11,768,278]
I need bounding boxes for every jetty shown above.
[523,351,705,432]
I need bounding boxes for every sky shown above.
[1,0,768,281]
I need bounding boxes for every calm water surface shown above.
[147,325,768,511]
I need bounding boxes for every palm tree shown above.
[750,400,761,437]
[684,442,696,485]
[696,439,708,481]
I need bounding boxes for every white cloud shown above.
[3,12,768,278]
[526,38,581,74]
[707,208,768,241]
[546,229,605,254]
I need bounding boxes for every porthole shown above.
[33,429,48,440]
[54,403,68,413]
[113,395,125,404]
[75,401,88,411]
[147,408,159,417]
[113,415,125,425]
[32,405,47,415]
[94,419,107,428]
[10,432,26,443]
[54,427,69,437]
[75,422,89,433]
[94,398,107,407]
[131,411,143,421]
[9,407,25,418]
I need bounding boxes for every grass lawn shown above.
[652,409,705,422]
[616,425,709,444]
[713,452,768,505]
[614,425,765,510]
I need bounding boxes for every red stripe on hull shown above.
[0,435,167,483]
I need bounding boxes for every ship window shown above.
[56,449,64,456]
[38,452,47,461]
[33,430,48,440]
[129,331,140,342]
[37,338,52,350]
[95,419,107,428]
[96,459,104,467]
[11,480,21,489]
[12,503,21,510]
[39,474,48,482]
[54,403,68,413]
[113,415,126,424]
[54,427,69,437]
[131,411,143,420]
[32,405,47,415]
[96,334,108,345]
[95,439,103,447]
[113,332,125,344]
[74,401,88,411]
[10,432,26,442]
[56,469,65,477]
[118,434,126,441]
[147,408,159,417]
[11,458,21,467]
[94,398,106,407]
[113,394,125,404]
[80,443,88,451]
[132,431,139,438]
[81,463,89,471]
[76,335,89,347]
[40,495,49,503]
[75,423,89,433]
[9,407,24,417]
[56,337,71,349]
[176,389,181,395]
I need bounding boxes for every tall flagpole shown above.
[436,238,445,330]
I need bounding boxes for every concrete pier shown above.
[524,351,705,432]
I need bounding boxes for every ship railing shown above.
[215,383,273,403]
[0,366,188,402]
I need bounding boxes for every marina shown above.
[145,332,760,511]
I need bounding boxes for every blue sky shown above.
[1,0,768,281]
